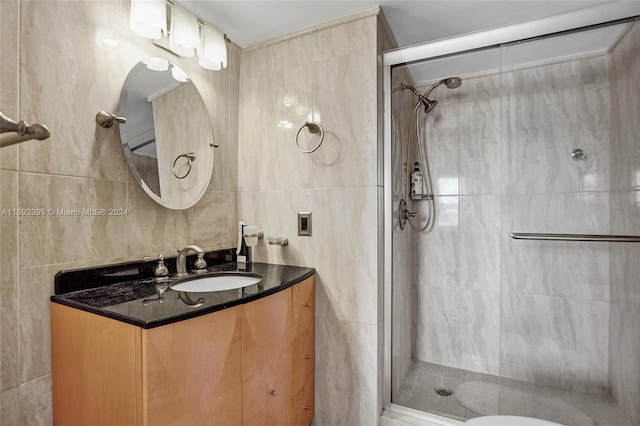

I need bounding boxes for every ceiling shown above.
[176,1,609,49]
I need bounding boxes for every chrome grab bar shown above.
[510,233,640,243]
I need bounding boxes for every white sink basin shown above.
[170,274,262,293]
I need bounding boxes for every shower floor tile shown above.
[393,360,630,426]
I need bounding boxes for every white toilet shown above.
[464,415,565,425]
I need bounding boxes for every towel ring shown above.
[172,152,196,179]
[295,121,324,154]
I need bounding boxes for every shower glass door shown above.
[389,18,640,426]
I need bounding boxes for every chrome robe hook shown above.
[95,111,127,128]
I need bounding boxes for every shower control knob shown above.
[571,148,586,161]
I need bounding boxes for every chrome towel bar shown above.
[510,233,640,242]
[0,111,50,147]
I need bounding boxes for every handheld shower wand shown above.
[399,77,462,232]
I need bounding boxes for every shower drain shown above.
[434,387,454,397]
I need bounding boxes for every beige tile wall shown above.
[0,4,20,426]
[238,11,385,425]
[609,21,640,426]
[1,3,391,425]
[0,1,239,423]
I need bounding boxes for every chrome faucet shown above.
[176,245,207,276]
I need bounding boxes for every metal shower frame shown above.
[381,2,640,424]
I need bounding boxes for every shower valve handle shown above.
[402,209,418,220]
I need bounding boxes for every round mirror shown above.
[118,57,215,210]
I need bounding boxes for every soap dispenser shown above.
[237,220,249,264]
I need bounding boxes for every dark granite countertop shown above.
[51,251,315,329]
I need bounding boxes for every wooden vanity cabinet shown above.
[51,303,143,426]
[52,303,243,426]
[143,307,243,426]
[51,274,315,426]
[291,276,315,426]
[242,274,316,426]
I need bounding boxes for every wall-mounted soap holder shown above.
[267,235,289,246]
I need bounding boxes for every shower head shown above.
[402,77,462,113]
[401,83,439,113]
[420,97,438,113]
[444,77,462,89]
[424,76,463,99]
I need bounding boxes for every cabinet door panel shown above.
[144,306,243,426]
[242,289,293,426]
[291,276,315,341]
[292,328,314,395]
[51,304,142,426]
[291,375,314,426]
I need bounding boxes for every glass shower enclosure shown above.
[383,4,640,426]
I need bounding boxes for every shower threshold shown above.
[394,360,629,426]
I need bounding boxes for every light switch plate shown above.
[298,212,312,236]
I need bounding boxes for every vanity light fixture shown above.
[130,0,228,71]
[129,0,167,39]
[198,24,227,71]
[169,4,199,57]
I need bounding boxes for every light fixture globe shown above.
[198,24,227,71]
[169,5,200,57]
[129,0,166,39]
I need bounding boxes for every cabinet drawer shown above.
[291,375,314,426]
[292,276,315,341]
[292,328,314,395]
[242,289,293,426]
